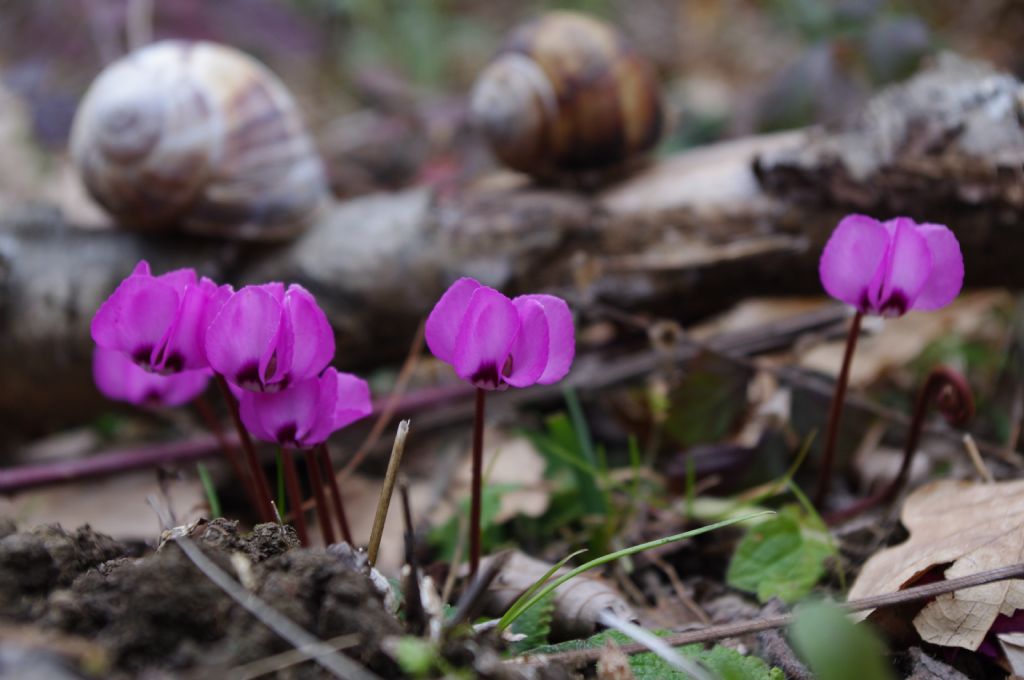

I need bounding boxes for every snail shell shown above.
[469,11,663,181]
[70,40,327,240]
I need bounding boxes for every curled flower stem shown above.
[280,449,309,546]
[814,311,863,508]
[470,388,486,579]
[826,366,975,525]
[192,395,260,517]
[304,448,336,546]
[318,444,353,545]
[214,374,276,523]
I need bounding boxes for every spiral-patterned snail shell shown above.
[469,11,664,182]
[70,40,327,240]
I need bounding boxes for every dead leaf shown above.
[848,479,1024,650]
[597,640,637,680]
[801,291,1010,388]
[479,551,637,639]
[0,470,204,540]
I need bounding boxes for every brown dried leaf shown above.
[597,640,637,680]
[480,551,637,639]
[801,291,1009,387]
[848,479,1024,650]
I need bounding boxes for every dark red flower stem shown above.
[192,394,260,516]
[214,374,275,523]
[826,366,974,525]
[470,387,486,579]
[317,444,353,545]
[304,448,336,546]
[280,449,309,546]
[814,311,863,508]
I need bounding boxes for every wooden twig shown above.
[5,305,1012,494]
[515,562,1024,667]
[146,496,382,680]
[340,321,425,482]
[366,420,410,566]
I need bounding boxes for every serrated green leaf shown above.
[509,592,555,654]
[532,631,783,679]
[789,601,894,680]
[726,508,834,603]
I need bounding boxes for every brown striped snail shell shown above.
[469,11,664,182]
[70,40,327,241]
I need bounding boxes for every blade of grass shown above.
[627,435,642,501]
[197,463,221,518]
[497,511,773,631]
[563,388,606,513]
[500,549,588,626]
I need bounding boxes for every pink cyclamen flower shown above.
[819,215,963,317]
[425,277,575,390]
[239,368,372,448]
[205,283,334,392]
[91,261,231,374]
[93,347,209,406]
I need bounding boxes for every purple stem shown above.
[814,311,863,508]
[192,395,261,517]
[214,374,275,523]
[470,387,486,579]
[318,444,353,545]
[280,450,309,546]
[825,366,974,525]
[304,448,335,546]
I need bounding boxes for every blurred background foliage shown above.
[3,0,1024,156]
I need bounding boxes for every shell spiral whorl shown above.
[71,40,327,240]
[470,11,664,182]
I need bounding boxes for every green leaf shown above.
[509,592,555,654]
[426,483,515,561]
[392,636,438,677]
[499,511,772,631]
[534,631,783,680]
[726,507,834,604]
[664,352,751,448]
[789,601,894,680]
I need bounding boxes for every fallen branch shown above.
[515,562,1024,667]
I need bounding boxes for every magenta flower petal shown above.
[426,277,483,363]
[819,214,890,311]
[206,287,283,390]
[93,347,208,406]
[155,267,197,296]
[912,222,964,311]
[452,287,520,389]
[240,369,370,449]
[154,277,218,373]
[504,297,550,388]
[91,275,182,369]
[873,218,931,316]
[518,294,575,384]
[282,285,334,383]
[240,375,323,448]
[331,371,373,430]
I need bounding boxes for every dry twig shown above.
[367,420,411,566]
